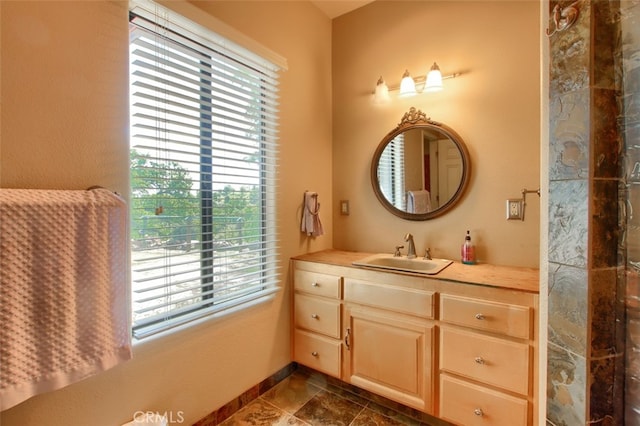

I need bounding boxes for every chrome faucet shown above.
[404,233,417,259]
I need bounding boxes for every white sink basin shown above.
[352,253,453,275]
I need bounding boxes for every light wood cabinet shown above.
[344,304,435,413]
[343,276,436,413]
[292,267,343,378]
[439,294,535,426]
[291,253,538,425]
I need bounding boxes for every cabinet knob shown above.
[311,282,319,287]
[311,314,319,319]
[311,351,318,357]
[474,408,484,417]
[474,356,485,365]
[475,313,485,320]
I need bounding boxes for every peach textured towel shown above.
[0,188,131,410]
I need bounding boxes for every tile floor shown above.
[217,369,450,426]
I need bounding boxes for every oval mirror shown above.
[371,107,471,220]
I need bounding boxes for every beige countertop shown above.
[292,249,539,294]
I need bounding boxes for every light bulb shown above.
[424,62,443,92]
[399,70,417,97]
[373,76,390,104]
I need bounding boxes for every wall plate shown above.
[506,199,524,220]
[340,200,350,215]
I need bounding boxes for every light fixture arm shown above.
[520,188,541,221]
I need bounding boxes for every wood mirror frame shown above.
[371,107,471,220]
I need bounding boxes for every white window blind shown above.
[378,134,406,211]
[129,6,281,338]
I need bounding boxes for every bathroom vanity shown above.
[291,249,539,426]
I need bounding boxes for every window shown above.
[378,134,406,211]
[128,3,282,338]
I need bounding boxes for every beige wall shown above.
[0,1,332,425]
[332,1,541,268]
[0,0,540,424]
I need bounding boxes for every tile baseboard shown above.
[193,363,448,426]
[192,363,296,426]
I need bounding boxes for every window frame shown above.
[128,0,283,339]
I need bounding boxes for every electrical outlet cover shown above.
[506,199,523,220]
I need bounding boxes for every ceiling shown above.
[310,0,375,19]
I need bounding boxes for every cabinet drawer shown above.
[294,329,341,378]
[440,375,528,426]
[440,328,530,395]
[440,294,531,339]
[294,269,342,299]
[295,294,341,338]
[344,278,434,319]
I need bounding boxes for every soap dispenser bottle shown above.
[461,230,476,265]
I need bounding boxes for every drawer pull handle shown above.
[475,313,485,320]
[345,327,351,351]
[474,357,485,364]
[311,314,319,319]
[311,282,319,287]
[311,351,318,357]
[474,408,484,417]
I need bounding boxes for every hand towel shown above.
[0,188,131,410]
[300,191,323,237]
[407,190,432,214]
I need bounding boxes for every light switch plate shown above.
[340,200,350,215]
[506,199,524,220]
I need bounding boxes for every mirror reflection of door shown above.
[403,129,422,191]
[428,136,462,210]
[397,128,464,213]
[403,130,429,212]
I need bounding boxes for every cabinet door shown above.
[344,305,434,414]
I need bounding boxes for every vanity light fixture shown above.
[373,62,458,103]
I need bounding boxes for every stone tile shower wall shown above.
[547,0,628,424]
[623,1,640,424]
